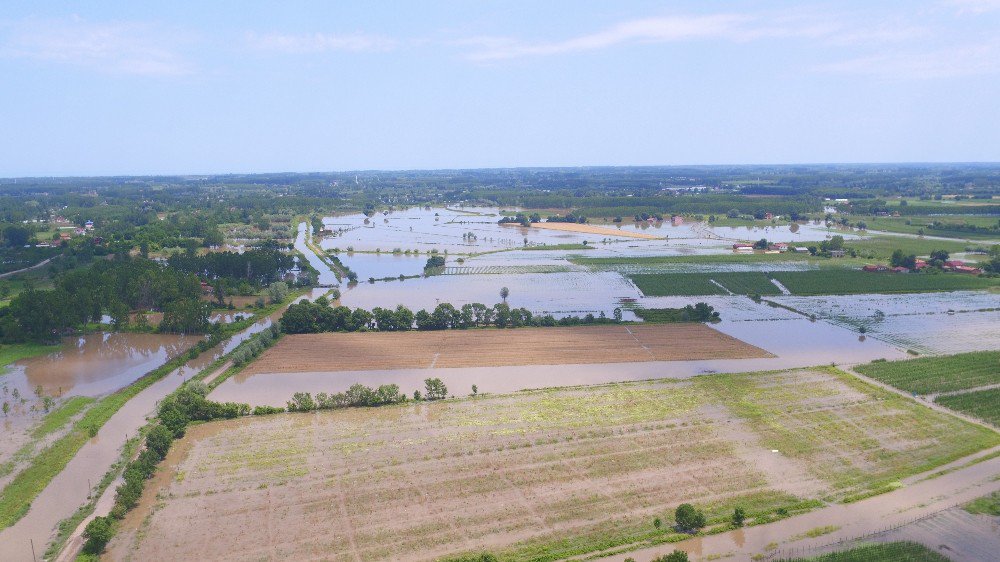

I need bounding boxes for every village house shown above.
[773,242,789,252]
[862,264,889,272]
[671,215,683,226]
[732,243,754,254]
[84,220,94,230]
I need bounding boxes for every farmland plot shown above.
[855,351,1000,395]
[936,389,1000,427]
[108,368,997,562]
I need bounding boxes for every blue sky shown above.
[1,1,999,176]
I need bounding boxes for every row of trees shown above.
[286,383,406,411]
[281,299,620,334]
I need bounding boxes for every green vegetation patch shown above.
[0,342,59,367]
[781,541,951,562]
[964,491,1000,516]
[629,271,783,296]
[846,235,972,259]
[936,387,1000,427]
[31,396,96,438]
[573,253,812,267]
[770,269,998,295]
[855,351,1000,395]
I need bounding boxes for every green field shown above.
[573,252,813,267]
[936,388,1000,427]
[863,216,1000,240]
[845,235,975,259]
[854,352,1000,395]
[964,491,1000,516]
[783,541,950,562]
[0,342,59,367]
[629,272,781,296]
[770,270,999,295]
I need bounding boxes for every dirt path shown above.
[589,445,1000,561]
[0,257,56,279]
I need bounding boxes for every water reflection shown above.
[0,333,198,399]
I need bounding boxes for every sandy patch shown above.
[526,222,663,239]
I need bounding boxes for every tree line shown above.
[280,297,620,334]
[166,240,294,287]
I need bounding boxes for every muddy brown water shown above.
[0,333,199,402]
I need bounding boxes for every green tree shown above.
[2,401,8,416]
[499,286,509,304]
[83,516,114,554]
[653,551,689,562]
[424,378,448,400]
[733,506,746,527]
[674,503,706,532]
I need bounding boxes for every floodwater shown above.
[210,315,904,407]
[294,222,339,286]
[0,333,198,401]
[337,251,427,280]
[340,271,643,319]
[318,207,858,260]
[770,291,1000,355]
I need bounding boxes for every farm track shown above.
[241,324,773,375]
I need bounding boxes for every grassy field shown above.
[770,270,999,295]
[964,491,1000,516]
[845,235,975,259]
[573,253,814,267]
[0,342,59,367]
[936,388,1000,427]
[782,541,950,562]
[629,272,782,296]
[854,351,1000,395]
[863,216,1000,240]
[108,368,998,562]
[30,396,96,438]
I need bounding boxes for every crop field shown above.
[783,541,950,562]
[526,221,663,239]
[769,270,999,295]
[442,265,574,275]
[107,368,998,562]
[854,351,1000,395]
[936,388,1000,427]
[630,272,787,296]
[844,235,974,259]
[241,324,772,375]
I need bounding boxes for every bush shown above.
[674,503,705,532]
[145,424,173,458]
[83,516,114,554]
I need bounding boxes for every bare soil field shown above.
[106,368,998,562]
[242,324,771,375]
[528,221,663,239]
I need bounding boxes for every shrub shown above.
[674,503,706,532]
[83,516,114,554]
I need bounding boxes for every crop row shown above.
[855,351,1000,395]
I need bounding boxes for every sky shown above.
[1,0,999,176]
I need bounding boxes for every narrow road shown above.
[589,445,1000,561]
[0,256,56,279]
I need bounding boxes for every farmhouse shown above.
[862,264,889,272]
[733,243,753,254]
[773,242,789,252]
[830,249,846,258]
[793,246,809,253]
[671,215,684,226]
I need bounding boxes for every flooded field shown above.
[116,368,998,562]
[341,271,642,318]
[0,333,198,403]
[770,291,1000,355]
[316,208,856,269]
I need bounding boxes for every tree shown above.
[83,516,114,554]
[267,281,289,304]
[653,517,662,529]
[499,286,509,304]
[733,506,746,527]
[471,384,478,396]
[726,208,740,219]
[424,378,448,400]
[2,401,8,416]
[674,503,706,532]
[146,424,173,458]
[3,225,31,247]
[930,249,950,262]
